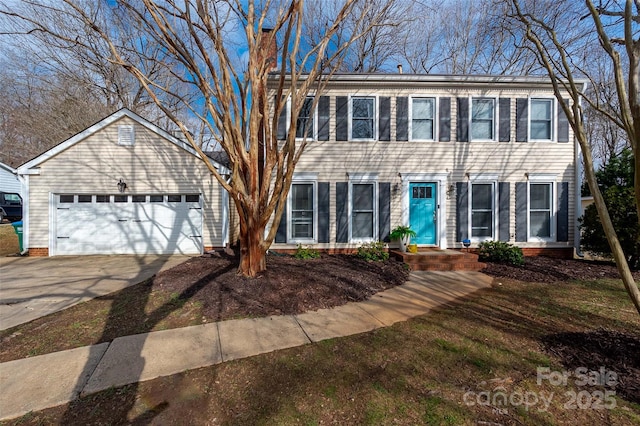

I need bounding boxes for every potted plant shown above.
[389,225,417,253]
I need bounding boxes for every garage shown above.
[54,193,203,255]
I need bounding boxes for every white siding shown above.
[0,167,21,194]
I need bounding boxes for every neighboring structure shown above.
[270,74,584,258]
[17,109,229,256]
[0,162,21,195]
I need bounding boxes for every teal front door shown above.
[409,182,437,245]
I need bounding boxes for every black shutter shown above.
[276,96,287,140]
[557,182,569,241]
[317,96,330,141]
[499,98,511,142]
[336,182,348,243]
[275,203,287,243]
[456,182,469,241]
[499,182,510,241]
[379,97,391,141]
[378,182,391,242]
[515,182,528,242]
[558,99,569,143]
[457,98,469,142]
[317,182,330,243]
[439,97,451,142]
[336,96,348,141]
[396,97,408,141]
[516,98,528,142]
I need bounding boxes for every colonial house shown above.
[270,73,584,258]
[15,73,583,259]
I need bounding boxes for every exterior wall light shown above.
[117,179,127,193]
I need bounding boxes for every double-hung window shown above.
[295,97,315,140]
[349,178,377,241]
[289,181,316,242]
[530,99,553,141]
[351,97,376,140]
[411,97,435,140]
[470,182,495,239]
[471,98,495,140]
[529,182,553,240]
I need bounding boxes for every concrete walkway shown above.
[0,271,494,421]
[0,255,191,330]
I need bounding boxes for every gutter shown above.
[574,81,589,258]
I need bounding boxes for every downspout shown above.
[18,173,29,255]
[574,81,588,258]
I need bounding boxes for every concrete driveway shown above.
[0,255,192,331]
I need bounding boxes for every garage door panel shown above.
[55,194,203,255]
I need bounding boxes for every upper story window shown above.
[295,97,315,140]
[411,97,435,141]
[471,98,495,140]
[351,97,376,140]
[530,99,553,141]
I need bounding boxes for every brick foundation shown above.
[521,247,574,259]
[270,247,359,255]
[28,248,49,257]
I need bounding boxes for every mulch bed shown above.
[152,252,409,321]
[481,255,640,283]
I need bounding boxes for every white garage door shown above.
[54,193,203,255]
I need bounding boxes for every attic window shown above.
[118,125,135,146]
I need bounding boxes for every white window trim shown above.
[527,181,556,242]
[348,95,378,141]
[469,97,497,142]
[467,180,498,242]
[400,172,448,249]
[529,97,555,142]
[348,174,378,243]
[287,179,318,244]
[409,95,437,142]
[293,96,318,141]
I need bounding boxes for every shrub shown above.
[477,241,524,266]
[356,241,389,261]
[293,244,321,260]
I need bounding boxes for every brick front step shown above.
[390,249,486,272]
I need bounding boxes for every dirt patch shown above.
[541,329,640,405]
[482,255,640,283]
[153,252,410,320]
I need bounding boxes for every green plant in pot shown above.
[389,225,417,252]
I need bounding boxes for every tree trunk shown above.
[237,217,267,277]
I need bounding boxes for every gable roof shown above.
[0,162,16,174]
[18,108,223,174]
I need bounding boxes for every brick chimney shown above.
[259,27,278,72]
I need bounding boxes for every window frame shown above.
[527,180,556,242]
[529,97,555,142]
[287,179,318,244]
[293,96,318,141]
[349,95,377,141]
[409,96,437,141]
[467,178,498,242]
[348,174,378,243]
[470,97,497,141]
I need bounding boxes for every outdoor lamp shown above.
[117,179,127,193]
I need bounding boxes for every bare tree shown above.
[1,0,391,276]
[508,0,640,315]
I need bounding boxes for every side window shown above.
[289,182,316,242]
[351,97,376,140]
[295,97,315,140]
[411,97,435,141]
[529,183,553,239]
[530,99,553,141]
[470,183,495,239]
[350,182,377,241]
[471,98,495,140]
